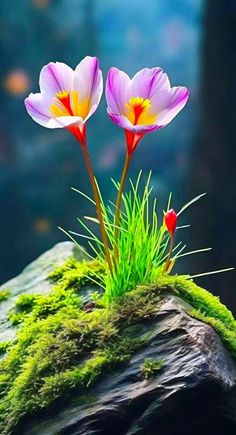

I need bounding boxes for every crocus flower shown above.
[106,67,189,154]
[25,57,113,273]
[25,56,103,145]
[164,209,177,235]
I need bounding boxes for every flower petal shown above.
[106,67,130,114]
[52,116,84,128]
[129,67,165,100]
[73,56,103,122]
[156,87,190,127]
[107,108,158,134]
[25,93,54,127]
[106,65,189,134]
[39,62,74,98]
[83,98,100,123]
[74,57,102,102]
[25,93,82,129]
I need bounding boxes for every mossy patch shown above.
[140,358,165,379]
[190,309,236,358]
[0,258,235,434]
[0,341,13,356]
[154,274,236,359]
[48,257,105,289]
[0,289,11,303]
[0,259,160,434]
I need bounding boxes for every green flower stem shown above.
[81,144,113,274]
[164,233,175,273]
[114,152,131,260]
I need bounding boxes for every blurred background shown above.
[0,1,235,311]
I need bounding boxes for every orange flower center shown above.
[50,90,90,119]
[125,96,157,125]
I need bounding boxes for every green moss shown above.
[190,309,236,358]
[48,257,105,289]
[8,282,83,326]
[0,259,159,434]
[0,289,11,303]
[140,358,165,379]
[0,258,235,435]
[0,341,13,356]
[154,274,236,359]
[8,294,39,325]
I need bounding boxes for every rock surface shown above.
[1,242,236,435]
[0,242,87,342]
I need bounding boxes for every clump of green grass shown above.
[101,174,169,303]
[140,358,165,379]
[67,173,215,305]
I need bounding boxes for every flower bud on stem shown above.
[164,233,175,273]
[163,209,177,273]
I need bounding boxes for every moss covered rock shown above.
[0,242,236,435]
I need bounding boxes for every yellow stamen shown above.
[125,96,157,125]
[71,90,79,115]
[56,90,69,99]
[128,96,151,110]
[50,90,90,119]
[70,90,90,119]
[50,104,68,117]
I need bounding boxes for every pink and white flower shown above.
[25,56,103,144]
[106,67,189,154]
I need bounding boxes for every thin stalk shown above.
[114,152,131,259]
[80,144,113,273]
[164,233,175,273]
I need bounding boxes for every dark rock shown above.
[1,243,236,435]
[23,295,236,435]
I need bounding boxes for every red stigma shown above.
[57,91,74,116]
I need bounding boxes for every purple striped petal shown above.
[39,62,74,99]
[106,65,189,134]
[107,109,158,134]
[106,67,130,114]
[74,57,102,100]
[129,67,165,100]
[25,93,82,129]
[25,93,54,128]
[25,58,103,130]
[74,57,103,123]
[156,87,190,127]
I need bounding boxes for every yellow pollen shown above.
[56,90,69,99]
[50,104,68,117]
[127,96,151,110]
[125,96,157,126]
[50,89,90,119]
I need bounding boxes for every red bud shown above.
[164,209,177,235]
